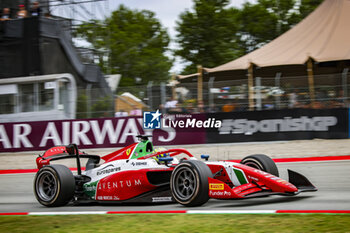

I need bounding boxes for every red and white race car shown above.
[34,135,317,207]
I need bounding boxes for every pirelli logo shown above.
[209,183,224,190]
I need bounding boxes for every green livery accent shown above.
[233,168,248,185]
[83,180,99,199]
[130,140,154,159]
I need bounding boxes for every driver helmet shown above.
[153,147,170,163]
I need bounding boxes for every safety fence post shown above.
[275,72,281,109]
[256,77,262,110]
[147,81,153,110]
[208,77,215,108]
[342,68,349,107]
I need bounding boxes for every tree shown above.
[299,0,324,19]
[75,5,172,87]
[237,2,278,53]
[237,0,323,53]
[175,0,243,74]
[176,0,323,74]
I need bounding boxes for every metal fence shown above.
[114,72,350,116]
[0,85,113,122]
[76,87,114,119]
[2,73,348,120]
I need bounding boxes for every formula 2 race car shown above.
[34,135,317,207]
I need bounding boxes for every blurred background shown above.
[2,0,348,122]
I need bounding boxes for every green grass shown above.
[0,214,350,233]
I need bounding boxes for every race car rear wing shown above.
[36,144,100,174]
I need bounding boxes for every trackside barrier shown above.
[206,108,348,143]
[0,108,348,153]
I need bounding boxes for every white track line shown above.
[187,210,276,214]
[28,211,107,215]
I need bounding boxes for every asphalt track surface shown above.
[0,160,349,213]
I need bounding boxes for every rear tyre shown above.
[34,165,75,207]
[170,160,212,207]
[240,154,279,177]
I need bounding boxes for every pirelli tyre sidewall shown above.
[240,154,279,177]
[170,160,212,207]
[34,165,75,207]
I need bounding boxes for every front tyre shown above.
[170,160,212,207]
[34,165,75,207]
[240,154,279,177]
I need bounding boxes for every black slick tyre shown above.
[34,164,75,207]
[170,160,212,207]
[240,154,279,177]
